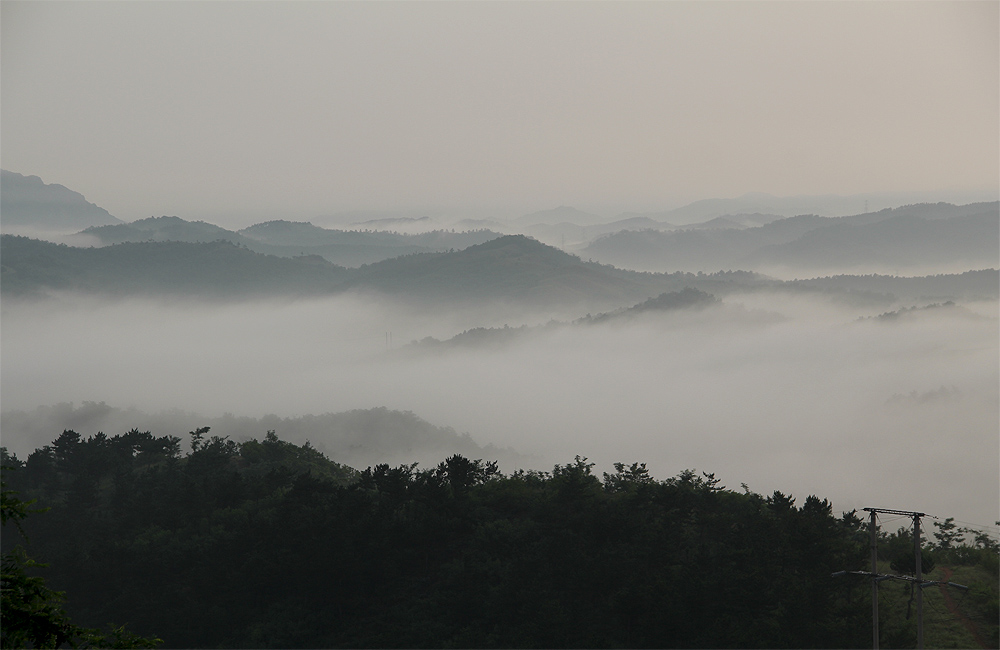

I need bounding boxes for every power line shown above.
[924,512,1000,530]
[938,517,1000,533]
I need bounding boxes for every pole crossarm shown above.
[862,507,926,517]
[831,570,969,590]
[847,506,941,649]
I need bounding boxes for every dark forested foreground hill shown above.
[2,432,997,649]
[3,233,997,308]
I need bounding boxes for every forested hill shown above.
[3,430,997,649]
[412,288,726,351]
[1,234,761,307]
[77,216,504,267]
[0,235,350,298]
[0,403,529,472]
[0,169,122,231]
[3,233,997,307]
[584,202,1000,273]
[345,234,647,304]
[787,269,1000,302]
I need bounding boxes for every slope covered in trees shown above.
[1,234,768,308]
[412,288,725,351]
[0,236,350,299]
[8,232,994,312]
[583,202,1000,274]
[0,404,528,473]
[0,170,122,232]
[3,428,997,649]
[0,431,899,647]
[75,216,504,268]
[1,479,161,649]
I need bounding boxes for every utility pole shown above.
[914,514,923,649]
[834,507,954,650]
[869,509,879,650]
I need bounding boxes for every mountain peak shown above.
[1,169,121,232]
[461,234,578,263]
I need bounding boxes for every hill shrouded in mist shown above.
[2,174,997,584]
[79,215,244,245]
[0,232,755,308]
[516,205,608,227]
[584,202,1000,275]
[4,231,997,312]
[4,4,999,646]
[74,216,505,268]
[0,236,351,299]
[345,235,648,306]
[0,403,528,471]
[4,170,994,279]
[411,288,729,351]
[0,170,122,233]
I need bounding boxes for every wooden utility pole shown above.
[869,509,879,650]
[835,508,967,650]
[914,514,923,650]
[857,507,926,649]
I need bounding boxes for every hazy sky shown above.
[2,1,998,225]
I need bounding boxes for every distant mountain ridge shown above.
[5,232,995,309]
[748,211,999,270]
[344,234,649,306]
[650,192,998,224]
[584,202,1000,274]
[0,232,771,308]
[3,177,996,305]
[412,287,725,351]
[1,169,122,232]
[0,236,350,298]
[74,216,504,268]
[516,205,607,227]
[81,215,243,245]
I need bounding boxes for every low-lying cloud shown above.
[1,290,996,528]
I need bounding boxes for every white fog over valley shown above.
[2,287,997,528]
[2,0,998,545]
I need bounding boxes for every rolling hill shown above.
[584,202,1000,274]
[73,216,504,268]
[516,205,607,227]
[344,234,656,307]
[0,170,122,232]
[4,231,995,308]
[747,211,999,271]
[0,402,529,472]
[79,215,244,245]
[0,235,350,298]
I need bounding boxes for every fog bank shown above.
[1,292,996,527]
